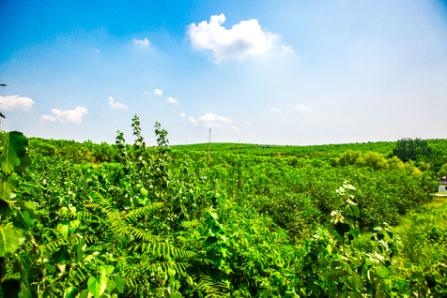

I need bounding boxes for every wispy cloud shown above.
[165,96,178,104]
[188,116,198,127]
[108,96,128,110]
[40,114,57,123]
[293,104,312,114]
[187,13,291,62]
[147,88,177,104]
[40,106,88,124]
[0,95,34,111]
[132,37,150,47]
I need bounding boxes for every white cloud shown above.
[39,114,57,123]
[133,37,150,47]
[179,112,187,118]
[293,104,312,114]
[187,112,235,129]
[281,45,294,54]
[0,95,34,111]
[270,107,282,113]
[187,13,290,62]
[108,96,128,110]
[165,96,178,104]
[199,113,233,126]
[153,88,163,97]
[188,116,198,127]
[40,106,88,124]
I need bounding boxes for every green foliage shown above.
[1,122,446,296]
[392,138,433,162]
[0,131,33,297]
[440,162,447,176]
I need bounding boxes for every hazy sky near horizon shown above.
[1,0,446,145]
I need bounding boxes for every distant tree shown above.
[392,138,432,162]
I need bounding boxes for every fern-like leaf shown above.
[125,202,163,222]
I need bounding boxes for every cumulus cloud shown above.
[293,104,312,114]
[133,37,150,47]
[40,106,88,124]
[0,95,34,111]
[165,96,178,104]
[153,88,163,97]
[187,13,290,62]
[108,96,128,110]
[179,112,187,118]
[188,112,236,129]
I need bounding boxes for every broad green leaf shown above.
[78,289,89,298]
[375,266,391,279]
[19,210,35,228]
[114,275,124,294]
[0,223,25,257]
[63,287,78,298]
[98,266,108,297]
[171,292,183,298]
[87,277,98,296]
[105,265,114,276]
[0,131,28,175]
[88,267,107,298]
[0,177,15,204]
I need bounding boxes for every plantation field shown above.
[1,118,447,297]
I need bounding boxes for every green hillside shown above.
[1,119,447,297]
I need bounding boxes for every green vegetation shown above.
[1,117,447,297]
[392,138,433,163]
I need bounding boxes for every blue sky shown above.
[1,0,446,145]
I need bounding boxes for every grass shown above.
[426,195,447,208]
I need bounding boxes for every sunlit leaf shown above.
[0,222,25,257]
[0,131,28,174]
